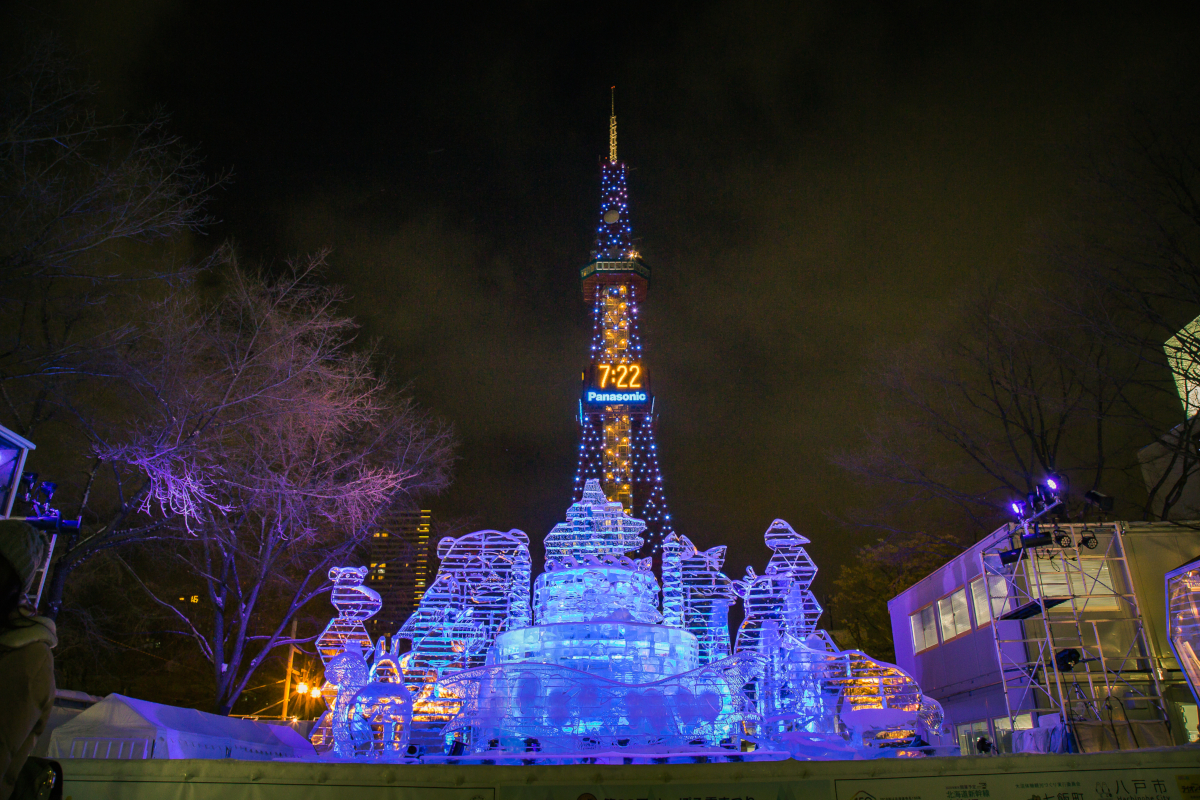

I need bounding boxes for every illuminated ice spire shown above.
[609,86,618,163]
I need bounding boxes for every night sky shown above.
[8,1,1199,593]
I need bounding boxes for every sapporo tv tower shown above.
[572,91,674,555]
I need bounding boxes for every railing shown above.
[67,737,153,759]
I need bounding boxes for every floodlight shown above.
[296,682,308,695]
[999,547,1023,565]
[1054,648,1081,672]
[1021,525,1053,549]
[1053,528,1073,548]
[1046,477,1059,491]
[1084,489,1114,513]
[310,687,321,699]
[1079,529,1098,550]
[1010,501,1025,517]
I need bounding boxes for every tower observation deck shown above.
[572,97,674,555]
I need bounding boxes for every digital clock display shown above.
[595,363,643,389]
[583,362,650,407]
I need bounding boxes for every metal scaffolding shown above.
[980,522,1171,751]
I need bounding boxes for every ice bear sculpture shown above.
[316,566,380,664]
[395,528,533,747]
[311,566,381,750]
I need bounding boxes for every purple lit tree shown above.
[58,254,454,713]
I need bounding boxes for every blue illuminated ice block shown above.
[508,546,700,683]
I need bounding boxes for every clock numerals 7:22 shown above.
[596,363,642,389]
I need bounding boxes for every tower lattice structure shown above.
[573,100,674,555]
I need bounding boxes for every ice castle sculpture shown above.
[437,481,762,755]
[311,488,946,761]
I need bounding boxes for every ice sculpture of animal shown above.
[325,640,370,758]
[348,635,414,758]
[678,536,736,666]
[397,529,532,673]
[369,635,405,683]
[316,566,381,664]
[395,528,532,747]
[311,566,381,750]
[543,478,646,560]
[733,519,822,653]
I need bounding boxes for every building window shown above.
[938,587,971,641]
[1031,556,1119,612]
[970,574,1010,626]
[910,604,939,652]
[955,720,990,756]
[992,713,1034,754]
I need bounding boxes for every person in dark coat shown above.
[0,521,55,800]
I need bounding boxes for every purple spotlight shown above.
[1046,477,1059,491]
[1011,502,1024,516]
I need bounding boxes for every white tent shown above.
[48,694,316,761]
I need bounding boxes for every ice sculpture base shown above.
[438,654,761,755]
[422,747,792,766]
[492,621,699,684]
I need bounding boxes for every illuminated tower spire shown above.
[574,100,673,555]
[609,86,617,163]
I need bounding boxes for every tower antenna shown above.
[609,86,617,164]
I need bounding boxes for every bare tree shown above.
[835,99,1200,553]
[68,254,454,712]
[1063,103,1200,520]
[834,283,1134,540]
[0,35,215,439]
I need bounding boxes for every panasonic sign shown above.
[585,390,649,404]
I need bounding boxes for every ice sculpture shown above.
[325,641,370,758]
[677,535,736,666]
[543,479,646,560]
[312,567,381,750]
[661,535,685,628]
[316,566,381,663]
[761,633,943,756]
[435,481,762,755]
[348,636,414,758]
[734,519,822,651]
[394,529,533,746]
[309,495,947,762]
[1167,559,1200,704]
[732,519,945,757]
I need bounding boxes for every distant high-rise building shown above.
[366,508,432,639]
